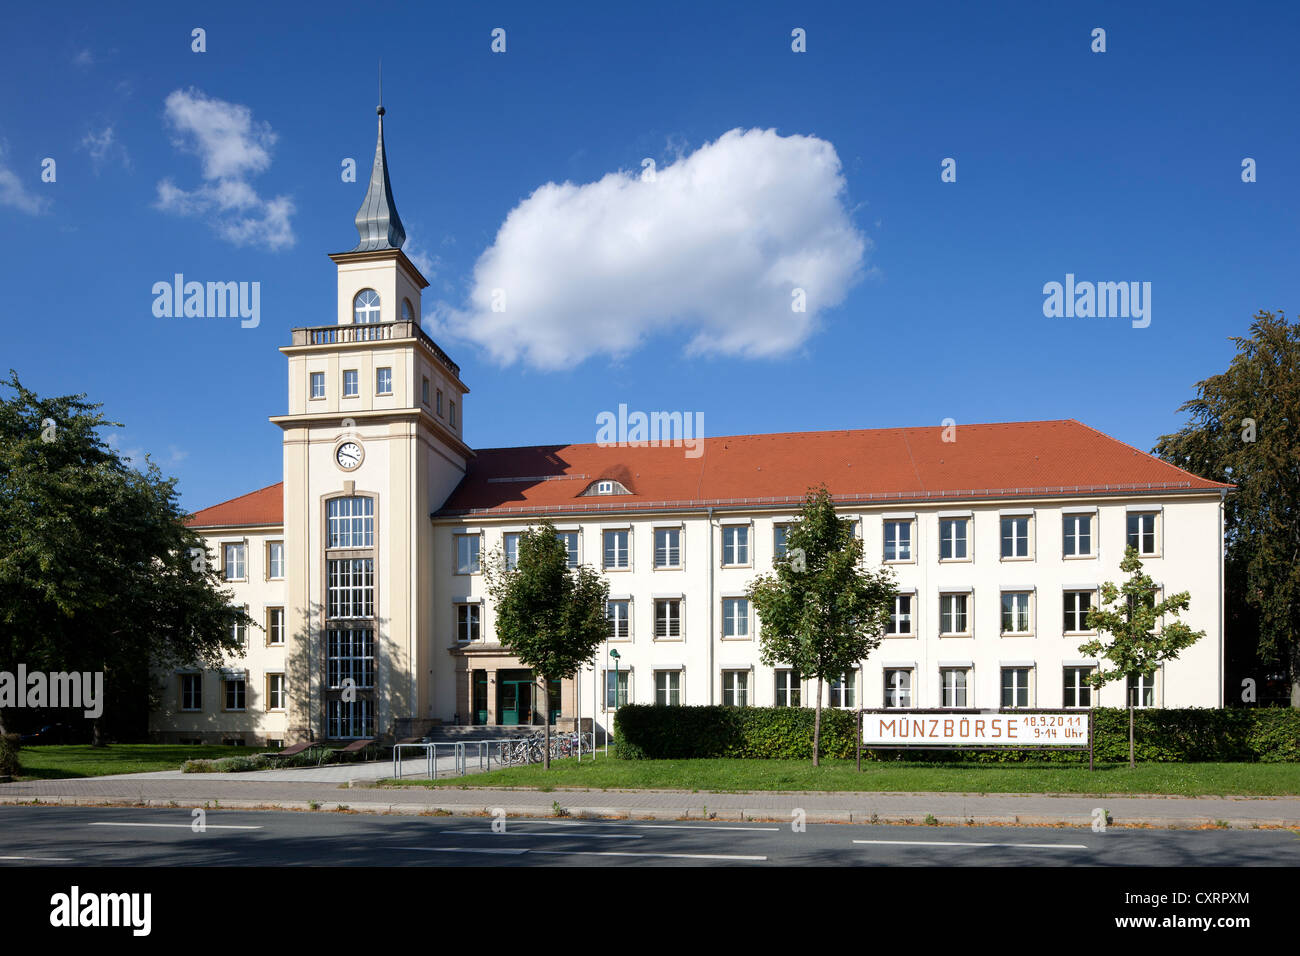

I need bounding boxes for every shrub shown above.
[0,734,20,776]
[613,706,1300,762]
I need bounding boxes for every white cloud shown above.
[434,128,868,369]
[0,142,49,215]
[80,125,130,172]
[155,88,295,250]
[73,48,94,68]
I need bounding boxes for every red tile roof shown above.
[437,419,1231,517]
[186,481,284,529]
[185,420,1232,527]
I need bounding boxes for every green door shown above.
[473,672,488,725]
[501,682,520,725]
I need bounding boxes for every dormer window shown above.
[354,289,381,324]
[581,478,630,497]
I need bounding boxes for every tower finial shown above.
[352,90,405,252]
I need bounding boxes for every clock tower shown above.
[271,104,472,742]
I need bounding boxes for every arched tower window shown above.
[401,298,414,322]
[353,289,381,324]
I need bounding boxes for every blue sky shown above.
[3,1,1297,512]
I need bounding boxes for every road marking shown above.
[394,846,529,856]
[88,822,263,830]
[530,849,768,861]
[0,855,74,862]
[437,829,642,840]
[508,821,781,832]
[393,846,766,861]
[853,839,1088,850]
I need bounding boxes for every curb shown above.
[1,796,1294,829]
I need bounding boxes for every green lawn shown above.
[11,744,261,780]
[381,756,1300,797]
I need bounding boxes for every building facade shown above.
[151,110,1230,745]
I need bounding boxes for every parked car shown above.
[18,724,76,745]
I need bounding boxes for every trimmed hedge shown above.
[613,705,1300,763]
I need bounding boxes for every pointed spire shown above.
[352,102,406,252]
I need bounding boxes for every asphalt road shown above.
[1,806,1297,867]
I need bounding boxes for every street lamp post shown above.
[609,648,622,757]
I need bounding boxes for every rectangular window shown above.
[1001,667,1031,708]
[654,528,681,568]
[267,673,286,711]
[343,369,359,398]
[436,389,443,415]
[1000,592,1032,634]
[267,607,285,646]
[1063,591,1094,633]
[223,543,245,580]
[422,377,430,405]
[503,532,520,571]
[267,541,284,579]
[232,608,248,649]
[722,671,749,707]
[606,599,630,640]
[883,520,912,562]
[884,669,913,708]
[310,371,325,399]
[939,518,968,560]
[654,599,682,639]
[376,367,392,395]
[456,604,481,644]
[328,698,374,739]
[722,598,750,638]
[722,525,750,566]
[1127,673,1156,708]
[1000,516,1030,558]
[326,558,374,619]
[603,529,630,570]
[1063,667,1094,708]
[773,524,789,561]
[327,627,375,689]
[180,673,202,711]
[829,672,857,709]
[655,671,681,706]
[941,668,969,708]
[887,594,913,636]
[1127,512,1158,556]
[940,593,970,635]
[1063,514,1093,557]
[455,534,481,574]
[326,497,374,548]
[605,669,629,709]
[775,670,801,707]
[556,531,579,568]
[223,678,246,712]
[449,401,457,427]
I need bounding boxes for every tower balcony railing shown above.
[290,320,460,377]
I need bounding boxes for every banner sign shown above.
[861,711,1089,747]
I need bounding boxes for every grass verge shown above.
[13,744,265,779]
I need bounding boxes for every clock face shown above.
[336,441,363,470]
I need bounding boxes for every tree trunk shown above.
[1128,704,1135,770]
[813,678,823,767]
[92,718,105,748]
[543,677,551,771]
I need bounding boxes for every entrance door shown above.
[473,672,488,726]
[498,670,533,726]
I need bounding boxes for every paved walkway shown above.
[2,767,1298,827]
